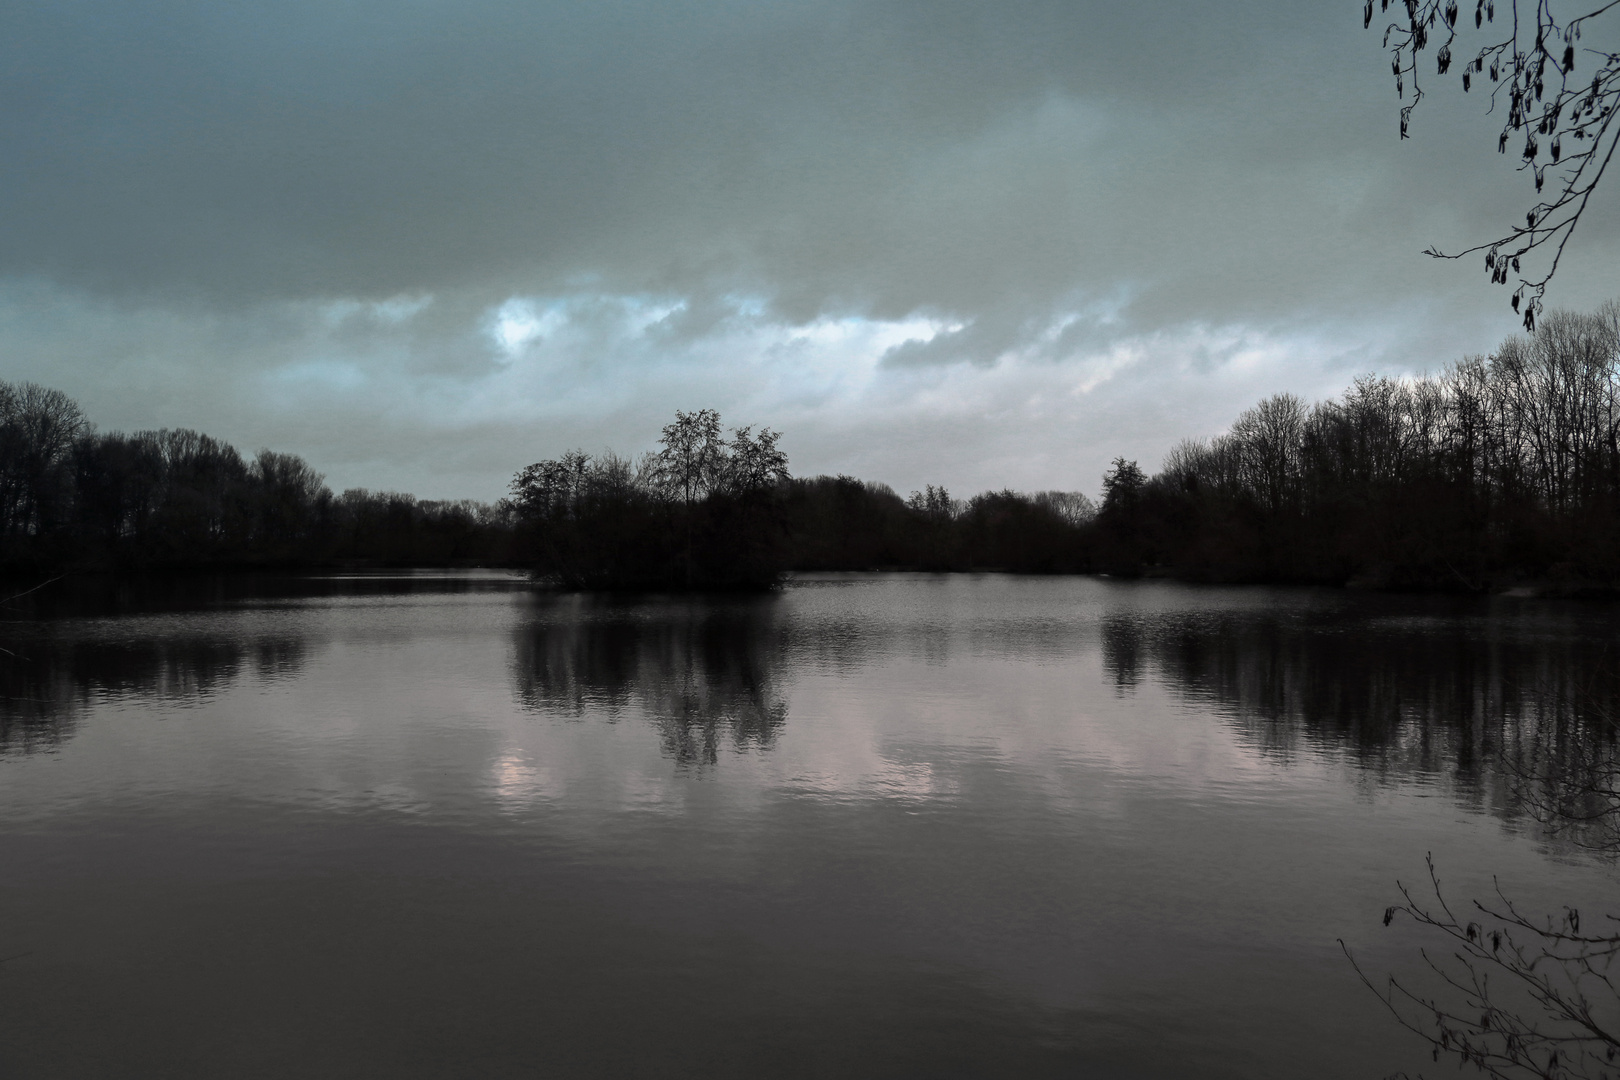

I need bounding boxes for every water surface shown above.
[2,572,1616,1078]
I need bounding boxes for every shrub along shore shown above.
[3,302,1618,593]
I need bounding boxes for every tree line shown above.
[0,383,508,570]
[1096,301,1620,590]
[0,381,1097,583]
[4,300,1617,589]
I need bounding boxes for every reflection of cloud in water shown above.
[789,759,960,804]
[488,751,557,811]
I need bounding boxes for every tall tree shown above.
[656,409,726,586]
[0,382,87,548]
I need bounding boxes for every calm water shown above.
[1,572,1616,1078]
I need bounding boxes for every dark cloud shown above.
[0,0,1613,498]
[0,0,1515,313]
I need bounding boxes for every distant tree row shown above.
[0,385,1099,584]
[0,382,512,570]
[1097,302,1620,590]
[779,478,1094,574]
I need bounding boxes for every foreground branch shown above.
[1371,0,1620,329]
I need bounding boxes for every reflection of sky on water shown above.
[2,572,1618,1079]
[5,572,1617,832]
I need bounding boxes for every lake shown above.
[1,571,1616,1078]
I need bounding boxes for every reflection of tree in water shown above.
[1501,681,1620,856]
[0,631,307,756]
[1100,617,1142,692]
[1099,605,1620,825]
[511,596,788,767]
[0,646,81,755]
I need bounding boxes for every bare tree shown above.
[1230,393,1308,516]
[1345,855,1619,1080]
[0,382,88,542]
[654,409,727,512]
[251,449,330,549]
[905,484,959,521]
[1369,0,1619,329]
[509,450,594,522]
[723,425,790,496]
[1033,490,1097,526]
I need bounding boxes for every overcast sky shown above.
[2,0,1615,501]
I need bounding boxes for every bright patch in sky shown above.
[491,298,565,356]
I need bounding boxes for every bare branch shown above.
[1371,0,1620,329]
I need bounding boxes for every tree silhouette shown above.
[0,383,86,551]
[655,409,726,586]
[654,409,726,512]
[1368,0,1619,330]
[507,410,794,590]
[722,425,790,496]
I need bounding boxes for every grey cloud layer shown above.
[2,0,1615,499]
[6,0,1571,319]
